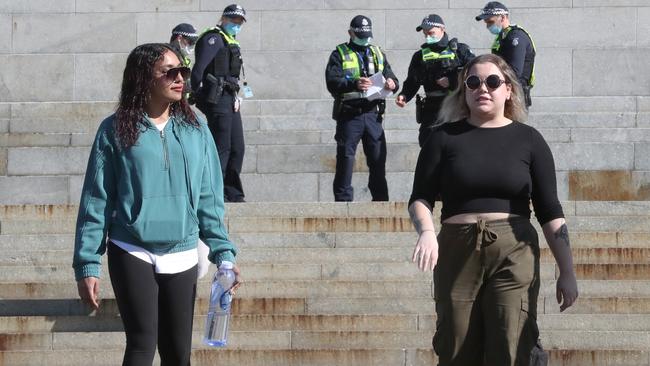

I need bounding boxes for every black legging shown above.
[108,243,197,366]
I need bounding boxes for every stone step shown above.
[10,261,650,284]
[0,298,308,317]
[2,294,649,318]
[14,125,640,149]
[2,231,650,252]
[2,313,649,334]
[0,280,434,299]
[1,329,649,352]
[0,279,647,302]
[3,201,650,220]
[4,141,647,178]
[3,215,650,236]
[1,348,647,366]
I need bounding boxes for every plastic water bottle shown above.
[203,261,236,347]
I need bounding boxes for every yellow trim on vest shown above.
[199,26,240,46]
[336,43,384,81]
[492,25,536,87]
[421,47,457,62]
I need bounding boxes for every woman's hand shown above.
[230,264,242,295]
[77,277,100,310]
[412,231,439,272]
[556,271,578,312]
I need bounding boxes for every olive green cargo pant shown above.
[433,217,541,366]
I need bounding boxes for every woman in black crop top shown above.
[408,54,578,365]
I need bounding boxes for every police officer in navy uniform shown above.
[326,15,399,202]
[476,1,536,107]
[170,23,199,100]
[170,23,199,68]
[191,4,246,202]
[396,14,474,147]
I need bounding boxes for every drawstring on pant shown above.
[475,219,499,251]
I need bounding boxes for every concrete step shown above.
[1,329,649,352]
[4,215,650,235]
[2,313,650,334]
[3,201,650,220]
[11,261,650,284]
[2,231,650,252]
[0,298,308,317]
[0,279,648,302]
[0,348,648,366]
[0,280,434,300]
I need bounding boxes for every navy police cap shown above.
[223,4,246,21]
[475,1,509,21]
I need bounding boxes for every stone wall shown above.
[1,0,649,203]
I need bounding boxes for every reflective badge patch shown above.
[512,37,519,46]
[208,36,217,45]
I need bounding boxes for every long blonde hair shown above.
[437,54,528,124]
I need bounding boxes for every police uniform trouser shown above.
[333,110,388,201]
[433,217,540,366]
[198,99,245,202]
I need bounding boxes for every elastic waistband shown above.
[441,216,529,229]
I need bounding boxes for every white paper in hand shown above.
[365,72,393,101]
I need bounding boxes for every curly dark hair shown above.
[115,43,198,148]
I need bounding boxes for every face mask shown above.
[488,24,502,35]
[223,22,241,36]
[180,44,194,57]
[352,36,371,47]
[426,35,441,44]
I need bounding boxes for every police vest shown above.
[182,55,192,68]
[421,47,457,63]
[491,25,536,87]
[336,43,384,81]
[198,26,242,78]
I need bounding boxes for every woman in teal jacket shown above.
[73,43,240,366]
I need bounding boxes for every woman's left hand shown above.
[556,271,578,312]
[230,264,242,295]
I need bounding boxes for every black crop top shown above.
[408,119,564,225]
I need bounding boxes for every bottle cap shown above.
[219,260,234,270]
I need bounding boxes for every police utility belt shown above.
[415,91,448,125]
[332,98,385,120]
[199,74,240,105]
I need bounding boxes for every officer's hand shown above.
[384,78,396,91]
[436,77,450,88]
[356,77,372,91]
[395,95,407,108]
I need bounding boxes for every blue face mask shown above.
[488,24,502,35]
[223,22,241,36]
[352,36,371,47]
[426,35,441,44]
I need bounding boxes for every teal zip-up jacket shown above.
[73,114,236,281]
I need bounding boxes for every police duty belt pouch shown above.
[202,74,224,105]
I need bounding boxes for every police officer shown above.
[191,4,247,202]
[326,15,399,202]
[170,23,199,67]
[476,1,536,107]
[170,23,199,99]
[396,14,474,147]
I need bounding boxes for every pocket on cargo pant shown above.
[516,299,546,366]
[432,301,449,358]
